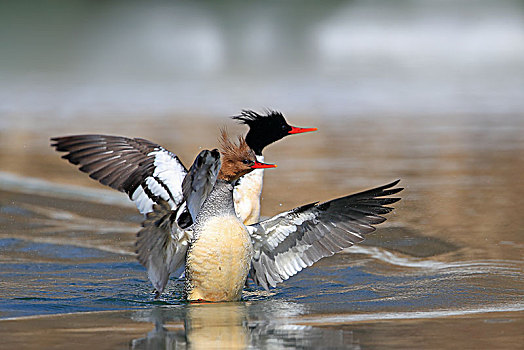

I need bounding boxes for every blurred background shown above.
[1,0,523,123]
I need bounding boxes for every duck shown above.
[232,110,316,225]
[49,110,315,226]
[137,130,403,301]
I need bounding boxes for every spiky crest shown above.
[218,129,257,182]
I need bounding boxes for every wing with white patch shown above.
[51,135,188,214]
[182,149,221,221]
[248,180,403,291]
[135,199,192,296]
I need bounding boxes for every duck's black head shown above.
[232,110,316,156]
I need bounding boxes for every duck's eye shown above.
[242,159,251,165]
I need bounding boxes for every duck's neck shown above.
[194,179,236,225]
[245,134,266,157]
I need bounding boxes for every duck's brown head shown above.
[218,129,276,182]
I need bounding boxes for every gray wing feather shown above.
[135,200,192,296]
[248,180,403,291]
[182,149,221,220]
[51,135,188,214]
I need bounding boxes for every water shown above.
[0,113,522,349]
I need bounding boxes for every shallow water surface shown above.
[0,114,523,349]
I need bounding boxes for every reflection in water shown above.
[185,303,248,349]
[131,307,187,349]
[131,301,358,349]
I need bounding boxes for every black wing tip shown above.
[50,134,130,145]
[369,179,403,197]
[319,180,403,213]
[384,187,404,196]
[50,134,100,149]
[50,134,92,141]
[50,136,64,148]
[372,179,403,209]
[50,135,72,143]
[343,179,404,202]
[383,179,401,189]
[381,179,403,198]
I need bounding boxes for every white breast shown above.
[186,215,254,301]
[234,155,265,225]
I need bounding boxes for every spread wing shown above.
[248,180,403,291]
[182,149,221,220]
[51,135,188,214]
[135,200,192,297]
